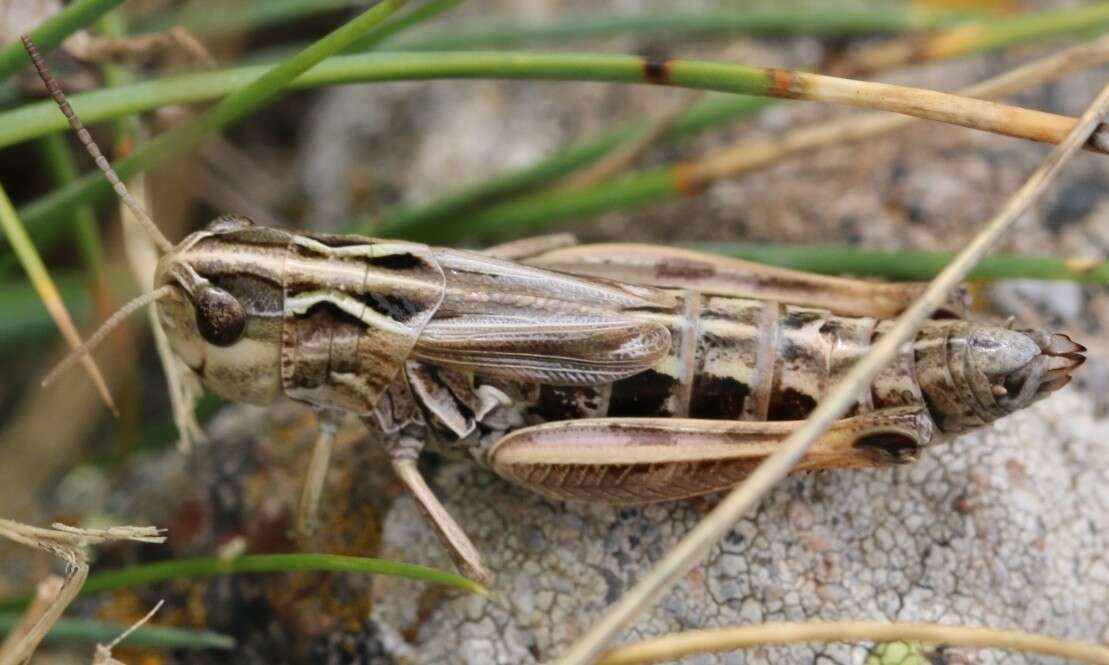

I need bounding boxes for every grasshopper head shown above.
[23,34,284,409]
[153,215,285,405]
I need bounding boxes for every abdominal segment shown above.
[523,291,928,426]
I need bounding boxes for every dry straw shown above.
[595,622,1109,665]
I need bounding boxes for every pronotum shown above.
[25,36,1085,584]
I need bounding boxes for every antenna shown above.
[42,285,180,388]
[21,34,175,254]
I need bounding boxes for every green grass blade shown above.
[693,243,1109,283]
[383,6,971,51]
[0,614,235,650]
[0,0,124,80]
[381,4,1107,53]
[139,0,367,38]
[0,553,484,613]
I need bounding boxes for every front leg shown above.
[295,410,344,537]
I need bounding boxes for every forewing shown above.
[416,248,675,386]
[414,314,671,386]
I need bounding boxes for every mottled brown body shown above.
[143,224,1087,581]
[152,225,1083,517]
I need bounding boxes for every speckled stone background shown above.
[2,1,1107,664]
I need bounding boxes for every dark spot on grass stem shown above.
[643,56,671,85]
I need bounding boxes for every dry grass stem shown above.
[690,34,1109,185]
[830,24,986,76]
[552,72,1109,665]
[0,185,118,414]
[91,599,165,665]
[0,519,165,665]
[791,69,1108,152]
[70,26,217,69]
[595,622,1109,665]
[0,576,63,657]
[555,92,703,190]
[119,174,205,450]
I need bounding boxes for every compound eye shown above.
[205,215,255,233]
[192,285,246,346]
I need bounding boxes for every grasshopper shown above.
[27,38,1085,584]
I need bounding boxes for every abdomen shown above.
[525,290,926,424]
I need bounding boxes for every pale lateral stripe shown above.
[496,438,833,466]
[293,235,427,260]
[287,253,438,299]
[292,234,376,257]
[368,242,432,257]
[285,290,411,335]
[286,254,367,286]
[188,246,286,278]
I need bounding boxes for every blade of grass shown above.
[0,553,484,613]
[138,0,367,38]
[695,244,1109,283]
[0,614,234,650]
[594,622,1109,665]
[403,33,1109,244]
[0,0,124,80]
[140,0,461,52]
[553,76,1109,665]
[0,183,116,413]
[381,7,978,51]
